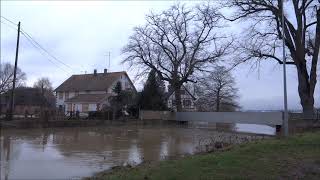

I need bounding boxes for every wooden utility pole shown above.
[8,21,21,121]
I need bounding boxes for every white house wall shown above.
[108,75,132,93]
[167,88,196,111]
[79,91,106,95]
[88,104,97,111]
[74,103,82,112]
[63,103,98,113]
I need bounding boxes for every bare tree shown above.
[0,62,26,94]
[195,66,240,112]
[224,0,319,116]
[33,77,53,91]
[33,77,55,107]
[122,4,231,111]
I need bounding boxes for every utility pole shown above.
[9,21,21,121]
[281,1,289,136]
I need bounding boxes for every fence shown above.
[139,110,176,121]
[176,112,284,125]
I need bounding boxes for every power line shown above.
[0,20,17,31]
[1,18,72,74]
[1,16,73,70]
[20,28,75,71]
[1,16,17,26]
[20,31,72,74]
[1,15,76,72]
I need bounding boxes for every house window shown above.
[183,99,191,107]
[85,90,91,94]
[75,91,79,96]
[65,92,69,99]
[58,92,63,100]
[82,103,89,112]
[180,90,185,95]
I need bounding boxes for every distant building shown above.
[0,87,54,115]
[167,85,197,112]
[54,69,136,113]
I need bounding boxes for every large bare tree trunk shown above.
[297,65,315,118]
[174,85,183,112]
[216,89,220,112]
[226,0,319,119]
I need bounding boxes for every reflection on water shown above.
[235,123,276,135]
[0,124,275,180]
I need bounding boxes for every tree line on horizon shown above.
[0,62,56,111]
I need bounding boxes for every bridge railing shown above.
[140,110,284,126]
[176,112,283,126]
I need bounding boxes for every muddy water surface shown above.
[0,123,275,180]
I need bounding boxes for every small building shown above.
[167,85,197,112]
[0,87,54,115]
[54,69,136,114]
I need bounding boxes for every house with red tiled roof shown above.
[54,69,136,114]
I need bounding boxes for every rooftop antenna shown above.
[108,51,111,71]
[105,52,111,72]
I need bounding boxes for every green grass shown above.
[87,131,320,180]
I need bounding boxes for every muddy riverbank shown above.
[85,131,320,180]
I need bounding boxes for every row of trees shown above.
[0,62,55,108]
[122,1,319,116]
[133,67,239,112]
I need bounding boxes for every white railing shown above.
[176,112,283,125]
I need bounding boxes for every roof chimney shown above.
[104,69,108,74]
[94,69,97,76]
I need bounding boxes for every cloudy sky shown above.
[1,1,319,110]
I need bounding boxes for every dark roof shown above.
[55,71,135,92]
[0,87,52,106]
[65,94,110,103]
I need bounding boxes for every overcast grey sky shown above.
[1,1,319,111]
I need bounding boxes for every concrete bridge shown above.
[140,110,284,126]
[176,112,283,126]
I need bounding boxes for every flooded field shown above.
[0,123,275,180]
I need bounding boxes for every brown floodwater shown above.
[0,123,275,180]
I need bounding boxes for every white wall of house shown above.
[65,103,98,112]
[56,90,107,107]
[167,87,196,112]
[79,91,106,95]
[88,104,97,111]
[107,75,133,93]
[56,92,65,107]
[74,103,82,112]
[69,92,75,99]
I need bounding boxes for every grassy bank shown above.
[87,131,320,180]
